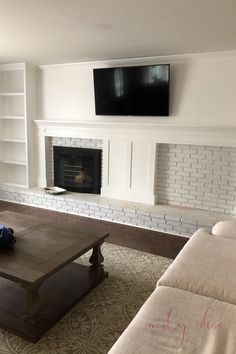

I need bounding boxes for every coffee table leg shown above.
[89,243,104,274]
[21,282,44,330]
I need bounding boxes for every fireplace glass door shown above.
[53,146,101,194]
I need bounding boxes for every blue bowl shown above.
[0,225,15,248]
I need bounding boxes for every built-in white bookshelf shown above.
[0,63,38,188]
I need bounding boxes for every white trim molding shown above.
[35,120,236,146]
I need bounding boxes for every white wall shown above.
[39,51,236,126]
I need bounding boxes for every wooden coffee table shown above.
[0,211,109,342]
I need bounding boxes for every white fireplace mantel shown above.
[35,120,236,146]
[34,120,236,205]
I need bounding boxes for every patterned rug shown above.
[0,243,172,354]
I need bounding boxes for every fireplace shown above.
[53,146,102,194]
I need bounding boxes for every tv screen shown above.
[93,64,170,116]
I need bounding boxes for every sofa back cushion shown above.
[158,229,236,305]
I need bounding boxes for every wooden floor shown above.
[0,201,189,259]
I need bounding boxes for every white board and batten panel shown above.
[131,141,157,192]
[101,138,157,204]
[107,139,130,188]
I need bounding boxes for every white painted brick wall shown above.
[1,139,235,237]
[156,144,236,214]
[0,185,233,237]
[48,137,103,186]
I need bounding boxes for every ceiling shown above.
[1,0,236,65]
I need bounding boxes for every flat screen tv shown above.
[93,64,170,116]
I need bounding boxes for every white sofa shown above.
[108,221,236,354]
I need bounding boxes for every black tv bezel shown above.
[93,63,170,117]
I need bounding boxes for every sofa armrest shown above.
[212,220,236,240]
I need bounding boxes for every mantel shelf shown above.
[34,120,236,147]
[0,116,25,120]
[0,182,27,188]
[0,159,26,166]
[0,138,25,143]
[0,92,24,96]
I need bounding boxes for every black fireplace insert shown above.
[53,146,102,194]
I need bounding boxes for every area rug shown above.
[0,243,172,354]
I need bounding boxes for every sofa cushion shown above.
[212,220,236,240]
[108,286,236,354]
[158,229,236,305]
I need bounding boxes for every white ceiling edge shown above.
[38,49,236,69]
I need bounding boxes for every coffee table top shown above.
[0,211,109,285]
